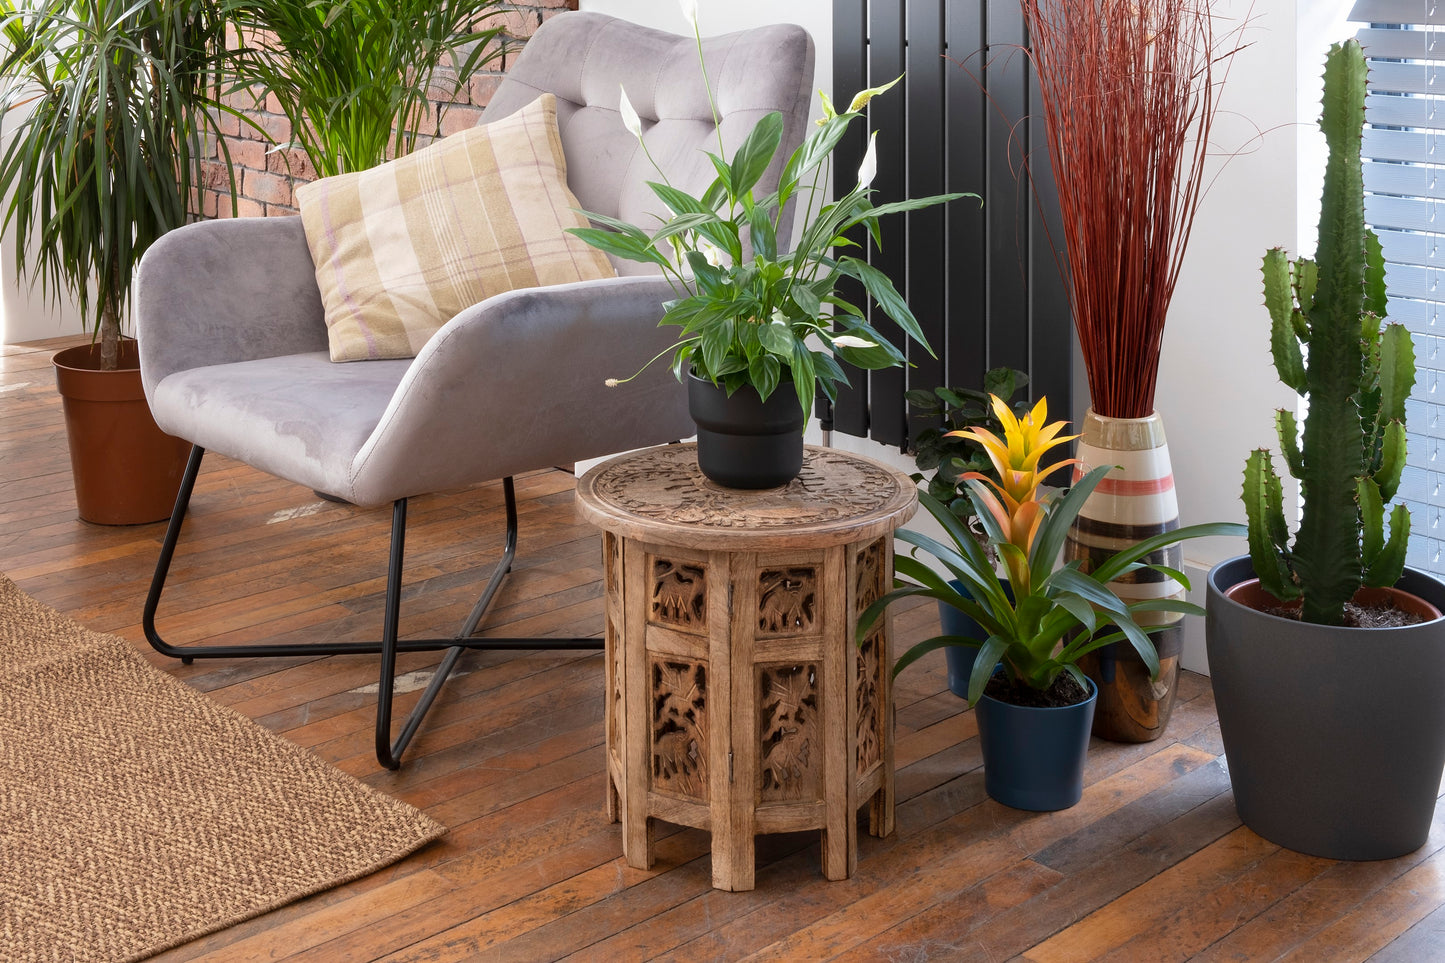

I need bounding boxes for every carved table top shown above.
[575,443,918,551]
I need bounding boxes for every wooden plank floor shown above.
[4,337,1444,962]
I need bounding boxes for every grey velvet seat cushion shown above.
[153,353,411,500]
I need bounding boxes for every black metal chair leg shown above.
[144,447,601,769]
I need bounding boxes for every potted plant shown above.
[905,366,1029,696]
[224,0,510,178]
[571,7,967,489]
[861,394,1240,810]
[1206,39,1445,861]
[1019,0,1246,741]
[0,0,233,524]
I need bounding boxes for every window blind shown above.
[1352,0,1445,574]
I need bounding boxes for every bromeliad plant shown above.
[860,394,1242,703]
[1243,39,1417,626]
[571,5,968,426]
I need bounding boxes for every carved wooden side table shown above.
[574,443,917,891]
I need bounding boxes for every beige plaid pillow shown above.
[297,94,615,362]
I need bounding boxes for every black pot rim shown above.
[1208,554,1445,630]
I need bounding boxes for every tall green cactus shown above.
[1245,39,1417,626]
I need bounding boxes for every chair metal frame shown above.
[143,445,601,769]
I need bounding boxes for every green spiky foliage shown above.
[0,0,235,369]
[1245,39,1417,625]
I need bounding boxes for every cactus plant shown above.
[1245,39,1417,626]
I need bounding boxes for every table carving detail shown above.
[591,446,902,531]
[651,659,708,799]
[759,663,820,801]
[758,568,817,636]
[651,558,706,631]
[857,633,883,775]
[855,539,886,614]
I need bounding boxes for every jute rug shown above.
[0,575,446,962]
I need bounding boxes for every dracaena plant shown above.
[859,394,1242,703]
[569,4,969,426]
[0,0,234,369]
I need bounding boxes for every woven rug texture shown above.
[0,575,446,962]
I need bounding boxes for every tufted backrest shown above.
[481,12,815,276]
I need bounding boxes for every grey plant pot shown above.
[1205,555,1445,860]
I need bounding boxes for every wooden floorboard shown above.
[4,336,1444,961]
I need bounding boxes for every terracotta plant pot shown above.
[1206,555,1445,860]
[52,341,191,525]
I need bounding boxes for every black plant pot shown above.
[975,677,1097,811]
[1206,555,1445,860]
[687,372,805,489]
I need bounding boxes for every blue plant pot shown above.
[940,579,980,698]
[974,676,1097,811]
[940,578,1011,698]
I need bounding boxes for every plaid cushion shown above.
[297,94,615,362]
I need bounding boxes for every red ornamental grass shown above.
[1020,0,1242,419]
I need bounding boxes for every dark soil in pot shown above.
[983,672,1089,708]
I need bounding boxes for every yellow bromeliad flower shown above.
[946,395,1079,592]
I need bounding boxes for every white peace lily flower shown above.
[832,335,876,349]
[770,309,789,325]
[679,0,698,30]
[618,85,643,139]
[698,237,727,267]
[857,131,878,189]
[605,378,620,387]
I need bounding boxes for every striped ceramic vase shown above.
[1064,410,1182,743]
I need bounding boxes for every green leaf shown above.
[729,111,784,197]
[648,181,712,216]
[1374,420,1407,502]
[1054,594,1098,634]
[834,256,934,355]
[566,226,660,263]
[1364,503,1411,588]
[966,635,1010,705]
[1378,323,1416,426]
[1294,257,1319,318]
[1359,476,1385,570]
[1242,449,1299,601]
[1364,227,1388,318]
[756,319,795,358]
[1277,408,1303,479]
[1263,249,1306,392]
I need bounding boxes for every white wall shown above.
[0,106,88,344]
[581,0,1305,674]
[1157,0,1299,671]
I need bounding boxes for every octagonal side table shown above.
[575,443,917,891]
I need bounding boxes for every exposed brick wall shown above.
[201,1,576,220]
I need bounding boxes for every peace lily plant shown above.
[570,1,969,424]
[860,395,1243,705]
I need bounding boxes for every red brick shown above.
[439,104,485,138]
[266,147,317,185]
[243,169,294,207]
[226,137,267,171]
[237,197,265,218]
[470,73,503,108]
